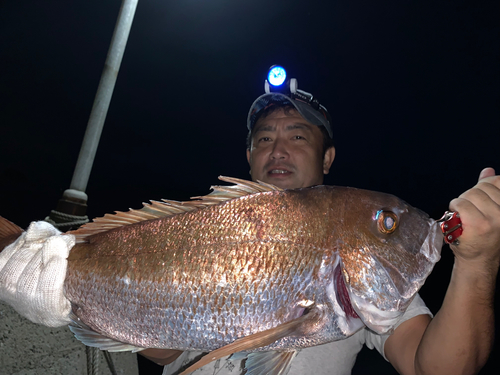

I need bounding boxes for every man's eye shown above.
[258,137,272,142]
[293,135,305,140]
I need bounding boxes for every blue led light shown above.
[268,66,287,86]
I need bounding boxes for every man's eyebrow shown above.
[254,124,275,133]
[285,123,313,132]
[254,122,313,133]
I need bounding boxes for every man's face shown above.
[246,108,335,189]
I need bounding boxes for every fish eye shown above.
[376,211,398,234]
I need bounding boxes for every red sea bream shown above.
[2,177,444,374]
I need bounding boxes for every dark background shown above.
[0,0,498,374]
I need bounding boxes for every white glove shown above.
[0,221,74,327]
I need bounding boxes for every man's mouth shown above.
[269,169,291,174]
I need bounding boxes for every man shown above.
[246,92,499,375]
[1,77,499,375]
[140,84,500,374]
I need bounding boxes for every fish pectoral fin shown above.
[244,350,298,375]
[69,313,144,352]
[179,311,316,375]
[227,350,248,361]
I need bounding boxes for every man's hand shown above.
[0,221,74,327]
[386,168,500,375]
[449,167,500,268]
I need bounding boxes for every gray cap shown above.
[247,92,333,138]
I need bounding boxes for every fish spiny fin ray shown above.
[0,216,24,250]
[70,176,281,243]
[179,311,313,375]
[68,313,145,352]
[0,216,23,239]
[244,350,298,375]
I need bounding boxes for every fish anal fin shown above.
[0,216,23,251]
[69,313,144,352]
[180,310,317,375]
[245,350,298,375]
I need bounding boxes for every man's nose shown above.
[270,139,288,159]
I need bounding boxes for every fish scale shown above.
[65,189,339,348]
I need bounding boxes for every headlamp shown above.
[267,65,287,87]
[248,65,333,138]
[264,66,323,111]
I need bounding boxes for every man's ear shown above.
[323,147,336,174]
[246,149,251,165]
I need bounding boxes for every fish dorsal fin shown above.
[70,177,281,243]
[179,309,317,375]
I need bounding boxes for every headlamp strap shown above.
[292,90,320,110]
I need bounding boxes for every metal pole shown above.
[48,0,139,229]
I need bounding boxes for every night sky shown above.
[0,0,499,374]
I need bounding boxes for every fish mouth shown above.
[420,219,443,264]
[334,265,359,320]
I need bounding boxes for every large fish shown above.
[0,177,443,375]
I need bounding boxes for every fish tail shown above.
[0,216,24,251]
